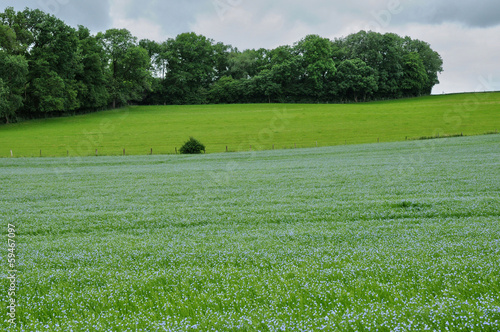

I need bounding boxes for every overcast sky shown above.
[3,0,500,94]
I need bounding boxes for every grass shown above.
[0,92,499,157]
[1,134,499,331]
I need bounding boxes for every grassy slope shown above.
[1,135,499,330]
[0,92,499,157]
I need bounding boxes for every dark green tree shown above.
[164,32,217,104]
[76,26,109,110]
[228,48,267,80]
[20,9,82,114]
[0,7,33,55]
[252,69,281,103]
[294,35,337,101]
[401,52,428,97]
[403,38,443,94]
[98,28,152,108]
[335,59,377,102]
[0,51,28,123]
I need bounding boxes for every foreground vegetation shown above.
[0,92,498,157]
[1,135,499,330]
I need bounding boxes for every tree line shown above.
[0,7,443,123]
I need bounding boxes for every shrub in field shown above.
[180,137,205,154]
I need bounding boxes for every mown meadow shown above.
[1,134,499,331]
[0,92,499,157]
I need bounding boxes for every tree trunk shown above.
[5,115,9,124]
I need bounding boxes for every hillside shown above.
[0,92,499,157]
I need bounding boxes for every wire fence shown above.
[4,131,499,158]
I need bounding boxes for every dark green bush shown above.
[179,137,206,154]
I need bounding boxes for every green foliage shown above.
[295,35,337,101]
[0,7,444,122]
[401,52,429,96]
[31,70,67,112]
[76,26,109,110]
[179,137,206,154]
[0,51,28,122]
[98,29,152,108]
[335,59,377,102]
[335,31,443,99]
[164,32,217,104]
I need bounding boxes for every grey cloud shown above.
[121,0,213,37]
[396,0,500,28]
[2,0,112,31]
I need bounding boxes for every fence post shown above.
[150,148,153,155]
[316,141,318,147]
[377,138,379,143]
[272,144,274,150]
[40,149,42,157]
[123,148,125,156]
[175,147,177,154]
[226,146,228,152]
[95,149,98,156]
[10,150,13,157]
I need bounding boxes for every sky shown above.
[2,0,500,94]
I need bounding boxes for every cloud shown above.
[398,0,500,28]
[110,0,213,39]
[2,0,112,32]
[191,0,354,49]
[191,5,316,49]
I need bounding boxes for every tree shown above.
[0,47,28,124]
[265,45,301,102]
[31,70,67,113]
[401,52,428,97]
[20,8,81,114]
[252,69,281,103]
[164,32,217,104]
[208,76,238,104]
[333,31,443,100]
[0,7,33,55]
[336,59,377,102]
[139,39,167,79]
[228,48,267,80]
[0,23,18,53]
[76,26,109,110]
[295,35,337,101]
[212,42,232,80]
[98,28,152,108]
[403,38,443,94]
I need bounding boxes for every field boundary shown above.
[3,131,499,159]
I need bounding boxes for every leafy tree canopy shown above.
[0,7,443,123]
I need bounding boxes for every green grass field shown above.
[0,92,499,157]
[1,135,499,330]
